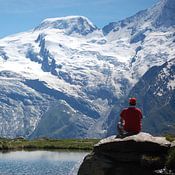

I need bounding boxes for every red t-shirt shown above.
[120,107,142,133]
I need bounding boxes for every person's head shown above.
[129,97,136,106]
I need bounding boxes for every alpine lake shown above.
[0,138,99,175]
[0,150,88,175]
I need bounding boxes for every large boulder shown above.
[78,132,173,175]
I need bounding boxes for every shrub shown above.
[166,148,175,171]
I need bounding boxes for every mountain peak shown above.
[148,0,175,27]
[34,16,98,35]
[102,0,175,35]
[158,0,175,8]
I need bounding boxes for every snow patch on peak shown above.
[34,16,98,36]
[42,16,96,28]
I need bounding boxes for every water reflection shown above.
[0,150,88,175]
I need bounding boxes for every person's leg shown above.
[117,122,124,137]
[123,131,139,137]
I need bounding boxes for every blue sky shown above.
[0,0,159,38]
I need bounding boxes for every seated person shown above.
[117,97,142,138]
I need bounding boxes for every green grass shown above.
[165,135,175,171]
[0,138,100,151]
[166,148,175,171]
[165,134,175,142]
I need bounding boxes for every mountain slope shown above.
[0,0,175,138]
[107,58,175,136]
[103,0,175,79]
[128,58,175,134]
[103,0,175,34]
[30,100,96,139]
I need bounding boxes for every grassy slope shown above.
[0,138,100,151]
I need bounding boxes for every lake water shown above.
[0,150,88,175]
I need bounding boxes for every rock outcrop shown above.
[78,132,175,175]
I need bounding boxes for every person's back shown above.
[120,106,142,133]
[117,97,142,137]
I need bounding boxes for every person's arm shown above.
[120,110,125,126]
[137,108,143,119]
[117,110,125,136]
[139,109,143,119]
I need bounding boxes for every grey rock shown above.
[78,133,171,175]
[95,133,171,153]
[170,141,175,148]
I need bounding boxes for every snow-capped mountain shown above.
[0,0,175,138]
[34,16,98,35]
[103,0,175,79]
[103,0,175,36]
